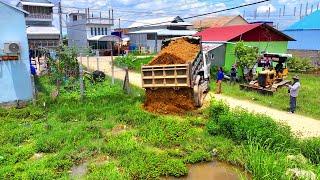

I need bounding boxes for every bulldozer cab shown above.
[255,53,292,79]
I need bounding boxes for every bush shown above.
[300,138,320,164]
[288,57,315,72]
[207,101,297,151]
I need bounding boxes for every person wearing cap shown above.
[287,75,301,113]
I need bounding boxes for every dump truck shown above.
[240,53,292,95]
[141,36,210,107]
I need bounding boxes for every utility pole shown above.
[58,1,63,45]
[283,5,285,16]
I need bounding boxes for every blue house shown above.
[283,11,320,61]
[0,0,34,105]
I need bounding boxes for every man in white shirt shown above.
[287,75,301,114]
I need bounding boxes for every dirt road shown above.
[81,56,320,138]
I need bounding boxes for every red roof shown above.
[196,23,294,42]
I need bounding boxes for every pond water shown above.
[163,161,250,180]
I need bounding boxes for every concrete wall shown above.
[0,3,33,104]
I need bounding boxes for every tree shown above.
[234,41,259,79]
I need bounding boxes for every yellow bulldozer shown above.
[240,53,292,95]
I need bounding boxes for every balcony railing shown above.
[26,13,53,20]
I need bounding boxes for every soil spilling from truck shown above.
[144,38,200,114]
[148,38,200,65]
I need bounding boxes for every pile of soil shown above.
[144,88,196,114]
[148,38,200,65]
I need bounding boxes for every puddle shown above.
[163,161,250,180]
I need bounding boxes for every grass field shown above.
[115,55,154,72]
[211,73,320,120]
[0,77,319,179]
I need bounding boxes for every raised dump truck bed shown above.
[141,64,191,88]
[141,36,210,107]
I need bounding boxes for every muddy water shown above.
[163,161,250,180]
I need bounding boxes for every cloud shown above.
[257,3,276,13]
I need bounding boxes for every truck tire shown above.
[193,75,203,107]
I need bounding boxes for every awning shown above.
[27,26,60,35]
[87,35,121,42]
[128,29,197,36]
[202,43,223,53]
[20,1,54,7]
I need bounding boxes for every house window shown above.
[147,34,156,40]
[105,28,108,35]
[101,28,104,35]
[98,28,101,35]
[91,27,93,36]
[94,28,97,36]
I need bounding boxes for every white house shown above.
[128,16,197,53]
[67,11,115,55]
[17,0,60,49]
[0,0,33,105]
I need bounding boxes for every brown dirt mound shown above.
[144,88,195,114]
[148,38,200,65]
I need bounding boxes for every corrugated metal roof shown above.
[128,16,192,28]
[286,10,320,30]
[196,24,260,41]
[128,29,196,36]
[87,35,120,42]
[196,23,294,42]
[192,15,247,29]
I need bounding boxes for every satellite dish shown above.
[9,43,20,53]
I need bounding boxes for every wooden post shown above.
[294,7,296,16]
[279,8,282,17]
[96,57,99,70]
[310,4,314,14]
[80,53,83,65]
[111,50,115,85]
[86,55,89,70]
[79,63,84,100]
[317,2,319,11]
[123,68,130,94]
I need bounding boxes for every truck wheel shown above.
[193,75,203,107]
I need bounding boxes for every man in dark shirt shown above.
[230,65,237,85]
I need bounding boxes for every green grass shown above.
[0,76,319,179]
[210,73,320,119]
[115,55,154,72]
[206,101,320,180]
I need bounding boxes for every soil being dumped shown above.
[148,38,200,65]
[144,88,196,114]
[144,38,200,114]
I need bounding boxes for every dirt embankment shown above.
[144,38,199,114]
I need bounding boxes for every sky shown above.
[3,0,320,31]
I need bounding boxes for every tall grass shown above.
[206,100,320,179]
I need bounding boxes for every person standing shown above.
[230,65,237,85]
[287,75,301,113]
[216,67,224,94]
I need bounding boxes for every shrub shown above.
[288,57,315,72]
[207,101,297,151]
[300,138,320,164]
